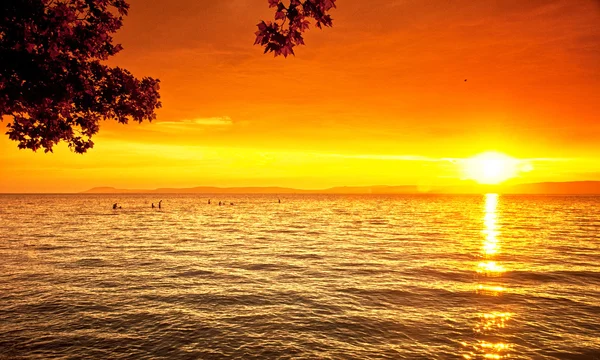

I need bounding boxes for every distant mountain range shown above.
[82,181,600,195]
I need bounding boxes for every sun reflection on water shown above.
[477,261,505,274]
[477,194,505,277]
[474,312,512,332]
[476,284,505,296]
[463,194,513,359]
[462,339,513,359]
[482,194,500,257]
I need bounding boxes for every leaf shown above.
[275,11,286,20]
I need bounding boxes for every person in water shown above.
[152,203,155,209]
[158,200,162,209]
[208,199,211,205]
[113,203,118,210]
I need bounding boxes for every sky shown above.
[1,0,599,192]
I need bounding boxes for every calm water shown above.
[1,194,599,359]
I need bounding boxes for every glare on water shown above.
[464,194,512,360]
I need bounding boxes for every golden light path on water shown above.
[464,194,512,360]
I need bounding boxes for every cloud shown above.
[325,153,440,161]
[157,116,233,127]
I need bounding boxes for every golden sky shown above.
[1,0,599,192]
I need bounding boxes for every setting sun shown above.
[463,152,521,185]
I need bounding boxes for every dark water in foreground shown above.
[1,194,599,359]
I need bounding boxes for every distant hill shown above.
[83,186,313,194]
[423,181,600,195]
[82,185,423,194]
[82,182,600,194]
[503,181,600,195]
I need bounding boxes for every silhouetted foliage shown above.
[1,0,334,153]
[255,0,336,57]
[0,0,161,153]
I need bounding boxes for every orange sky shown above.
[1,0,599,192]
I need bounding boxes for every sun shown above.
[463,152,520,184]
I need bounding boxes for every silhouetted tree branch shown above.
[0,0,161,153]
[255,0,337,57]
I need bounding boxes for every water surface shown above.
[1,194,599,359]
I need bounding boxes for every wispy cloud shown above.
[325,153,440,161]
[323,153,569,163]
[157,116,233,127]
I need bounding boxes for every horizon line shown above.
[2,180,600,195]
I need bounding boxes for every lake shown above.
[1,194,599,359]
